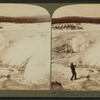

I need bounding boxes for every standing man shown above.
[70,62,77,80]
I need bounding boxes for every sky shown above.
[0,4,49,17]
[53,4,100,18]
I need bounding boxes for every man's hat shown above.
[71,62,73,65]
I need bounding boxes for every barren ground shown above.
[52,23,100,90]
[0,22,50,90]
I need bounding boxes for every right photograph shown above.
[51,4,100,90]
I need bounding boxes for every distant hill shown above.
[52,16,100,24]
[0,15,50,23]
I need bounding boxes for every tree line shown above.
[52,16,100,24]
[0,16,50,23]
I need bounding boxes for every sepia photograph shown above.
[51,4,100,90]
[0,4,50,90]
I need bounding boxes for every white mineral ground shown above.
[52,23,100,90]
[0,22,50,90]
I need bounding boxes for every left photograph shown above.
[0,4,50,90]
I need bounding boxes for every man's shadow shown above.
[76,75,89,80]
